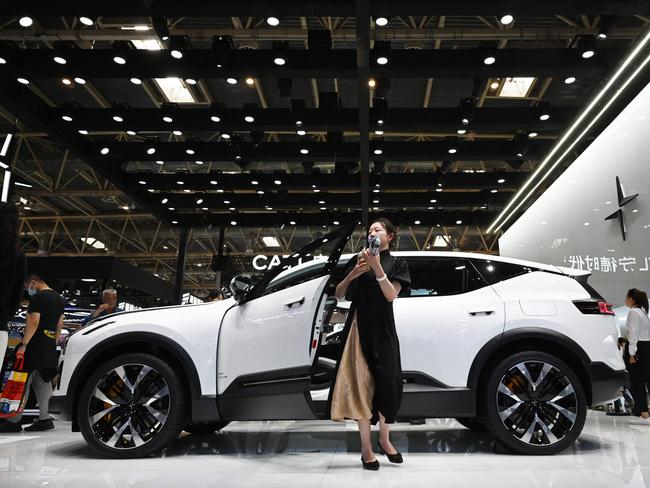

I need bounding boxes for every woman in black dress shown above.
[330,218,411,470]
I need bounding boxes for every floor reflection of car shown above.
[49,225,627,458]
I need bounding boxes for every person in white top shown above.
[625,288,650,419]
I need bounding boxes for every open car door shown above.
[217,223,355,421]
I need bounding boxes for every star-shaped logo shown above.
[604,176,638,241]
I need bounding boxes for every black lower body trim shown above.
[588,362,628,406]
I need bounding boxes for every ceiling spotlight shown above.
[500,14,514,25]
[61,115,73,122]
[155,160,164,165]
[79,16,95,26]
[245,77,255,86]
[529,132,538,138]
[147,147,156,155]
[273,41,289,66]
[457,129,467,135]
[297,129,306,136]
[251,180,259,185]
[375,16,389,27]
[16,78,29,85]
[126,130,136,135]
[458,97,476,126]
[267,16,280,26]
[100,147,110,155]
[448,148,457,154]
[375,129,384,135]
[113,115,124,122]
[564,76,576,84]
[221,133,231,140]
[414,220,421,225]
[171,220,178,224]
[163,116,173,123]
[0,57,5,64]
[138,180,146,185]
[490,81,499,90]
[536,102,551,121]
[290,220,296,225]
[226,77,237,85]
[53,56,67,65]
[19,17,33,27]
[491,189,498,193]
[196,198,203,205]
[274,179,282,185]
[62,78,72,85]
[210,180,218,185]
[376,56,388,65]
[368,78,376,88]
[186,148,195,155]
[177,180,184,185]
[113,56,126,65]
[74,77,86,84]
[169,36,188,59]
[483,56,496,65]
[274,56,286,66]
[374,148,383,155]
[78,129,88,135]
[210,115,221,123]
[578,37,597,59]
[300,148,309,155]
[161,198,169,204]
[498,178,506,184]
[230,221,237,226]
[539,113,550,121]
[173,130,182,136]
[597,16,616,40]
[195,160,203,165]
[185,78,197,85]
[244,115,254,123]
[171,50,183,59]
[130,77,142,85]
[374,41,390,65]
[456,220,463,225]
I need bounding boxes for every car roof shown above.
[269,250,584,283]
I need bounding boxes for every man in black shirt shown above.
[0,274,64,433]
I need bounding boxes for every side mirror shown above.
[229,274,254,302]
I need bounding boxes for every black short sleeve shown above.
[27,293,44,314]
[388,258,411,297]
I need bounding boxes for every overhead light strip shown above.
[487,28,650,234]
[1,170,11,202]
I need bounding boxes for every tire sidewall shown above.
[78,352,187,458]
[483,351,587,455]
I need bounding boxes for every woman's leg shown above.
[378,412,398,455]
[358,419,376,462]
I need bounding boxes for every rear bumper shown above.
[588,362,628,406]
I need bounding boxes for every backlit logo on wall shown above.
[604,176,639,241]
[563,254,650,273]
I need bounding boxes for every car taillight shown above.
[573,300,615,315]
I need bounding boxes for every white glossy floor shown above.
[2,411,650,487]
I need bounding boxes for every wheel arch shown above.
[67,332,214,430]
[468,328,593,408]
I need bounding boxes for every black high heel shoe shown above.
[361,455,380,470]
[377,442,403,464]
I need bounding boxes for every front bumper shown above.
[49,394,73,422]
[588,362,628,406]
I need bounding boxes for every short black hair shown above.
[25,273,45,283]
[207,289,223,300]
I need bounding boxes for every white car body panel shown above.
[217,275,329,394]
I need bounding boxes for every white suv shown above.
[50,224,627,458]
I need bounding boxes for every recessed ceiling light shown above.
[484,56,496,65]
[224,200,231,204]
[564,76,576,84]
[274,180,281,185]
[500,14,514,25]
[230,221,237,226]
[130,77,142,85]
[155,160,164,165]
[257,190,265,194]
[170,49,183,59]
[126,130,136,135]
[210,180,218,185]
[172,220,178,224]
[163,116,173,123]
[185,78,197,85]
[456,220,463,225]
[582,49,595,59]
[0,57,5,64]
[138,180,146,185]
[297,129,306,136]
[173,130,182,136]
[290,221,296,225]
[274,56,286,66]
[374,130,384,135]
[226,77,237,85]
[113,56,126,65]
[16,78,29,85]
[79,16,94,26]
[177,180,184,185]
[53,56,67,65]
[539,114,550,121]
[457,129,467,135]
[19,17,33,27]
[113,115,124,122]
[528,132,538,137]
[245,77,255,85]
[498,178,506,184]
[61,115,72,122]
[491,189,498,193]
[374,149,383,155]
[376,56,388,65]
[414,220,421,225]
[74,77,86,84]
[375,17,388,27]
[161,198,168,204]
[267,17,280,26]
[186,149,195,155]
[146,147,156,155]
[251,180,259,185]
[195,160,203,165]
[100,147,110,155]
[430,199,437,203]
[221,133,231,140]
[62,78,72,85]
[244,115,255,123]
[448,148,457,154]
[210,115,221,123]
[78,129,88,135]
[490,81,499,90]
[368,79,376,88]
[300,148,309,154]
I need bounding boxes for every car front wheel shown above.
[482,351,586,455]
[78,353,188,458]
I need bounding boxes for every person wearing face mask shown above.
[0,203,26,375]
[0,274,64,433]
[330,218,411,470]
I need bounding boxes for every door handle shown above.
[468,310,495,316]
[283,296,305,309]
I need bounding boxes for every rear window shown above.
[470,259,538,285]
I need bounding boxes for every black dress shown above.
[330,249,411,424]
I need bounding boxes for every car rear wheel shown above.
[78,353,188,458]
[482,351,586,455]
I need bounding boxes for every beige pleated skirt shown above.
[330,312,375,421]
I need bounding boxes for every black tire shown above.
[183,421,229,434]
[78,353,188,458]
[455,417,487,431]
[482,351,586,455]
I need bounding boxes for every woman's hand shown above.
[630,355,638,364]
[362,248,382,275]
[348,260,370,280]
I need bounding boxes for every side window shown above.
[470,259,537,285]
[405,258,487,297]
[263,261,327,296]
